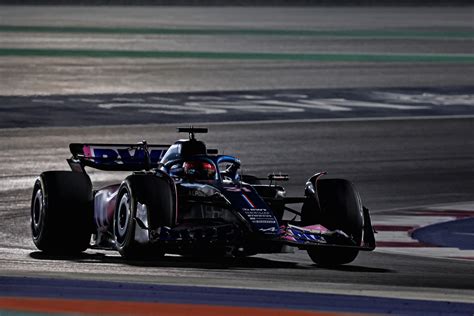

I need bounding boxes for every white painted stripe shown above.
[227,95,267,100]
[371,91,474,106]
[377,247,474,258]
[31,99,64,104]
[68,98,105,103]
[187,96,226,101]
[375,231,413,242]
[372,201,474,215]
[112,97,145,102]
[373,216,457,227]
[423,202,474,211]
[98,103,227,115]
[257,100,351,112]
[187,101,304,113]
[315,98,429,110]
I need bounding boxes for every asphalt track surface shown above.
[1,120,474,314]
[0,5,474,315]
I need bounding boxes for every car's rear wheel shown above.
[31,171,92,254]
[301,179,363,266]
[114,174,175,259]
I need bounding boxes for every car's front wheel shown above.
[114,174,175,259]
[302,179,364,266]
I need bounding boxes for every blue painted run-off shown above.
[1,276,473,315]
[412,217,474,250]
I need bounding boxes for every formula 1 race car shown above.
[30,127,375,265]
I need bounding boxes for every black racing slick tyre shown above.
[302,179,364,266]
[31,171,93,254]
[114,174,175,259]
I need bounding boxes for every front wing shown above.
[143,220,375,253]
[281,224,375,251]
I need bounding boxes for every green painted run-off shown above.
[0,48,473,63]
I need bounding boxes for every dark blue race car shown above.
[30,127,375,265]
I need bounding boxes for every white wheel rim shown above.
[117,192,131,239]
[32,188,44,236]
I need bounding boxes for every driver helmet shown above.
[183,160,217,181]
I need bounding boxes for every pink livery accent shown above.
[301,224,329,234]
[83,145,92,158]
[281,235,297,242]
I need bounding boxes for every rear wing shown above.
[68,143,170,171]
